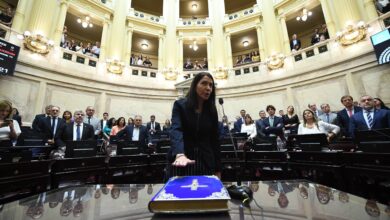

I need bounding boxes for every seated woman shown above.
[62,110,73,124]
[241,114,257,140]
[0,100,21,147]
[283,105,299,135]
[110,117,126,136]
[298,109,340,142]
[12,107,22,127]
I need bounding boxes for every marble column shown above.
[27,0,58,37]
[53,0,69,46]
[206,35,213,70]
[278,14,291,54]
[319,0,337,37]
[99,14,110,62]
[225,33,233,68]
[332,0,362,28]
[262,0,283,56]
[363,0,378,21]
[177,36,184,70]
[255,24,266,61]
[11,0,28,32]
[208,0,227,69]
[158,34,164,71]
[124,27,133,66]
[108,0,130,61]
[163,0,178,69]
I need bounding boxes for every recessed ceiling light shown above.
[141,43,148,49]
[243,41,249,47]
[192,4,198,10]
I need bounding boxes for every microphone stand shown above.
[219,99,252,206]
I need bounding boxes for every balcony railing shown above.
[231,62,262,76]
[291,40,332,62]
[225,5,260,22]
[0,23,11,41]
[61,49,99,68]
[130,65,158,78]
[379,11,390,28]
[93,0,114,8]
[177,18,210,27]
[128,8,165,25]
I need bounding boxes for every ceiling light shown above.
[192,4,198,10]
[296,8,312,22]
[141,43,149,50]
[188,40,198,51]
[77,16,93,28]
[243,41,249,47]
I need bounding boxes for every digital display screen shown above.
[0,38,20,76]
[370,28,390,65]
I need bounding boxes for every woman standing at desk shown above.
[298,109,339,142]
[0,100,21,147]
[168,72,221,179]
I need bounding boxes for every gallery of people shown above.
[0,0,390,219]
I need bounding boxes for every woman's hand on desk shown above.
[172,154,195,167]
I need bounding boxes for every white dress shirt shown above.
[0,120,21,140]
[298,121,340,135]
[362,109,375,129]
[241,123,257,139]
[73,123,84,141]
[132,126,140,141]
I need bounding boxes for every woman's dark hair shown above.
[186,72,216,114]
[62,110,72,119]
[374,97,390,110]
[244,114,253,125]
[116,117,126,127]
[12,108,19,115]
[106,117,116,128]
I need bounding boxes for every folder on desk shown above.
[148,175,230,213]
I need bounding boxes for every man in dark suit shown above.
[116,115,151,151]
[308,103,323,117]
[233,109,246,132]
[38,106,66,146]
[255,110,267,138]
[32,105,52,131]
[100,112,109,132]
[337,95,362,137]
[55,110,95,149]
[261,105,284,138]
[349,95,390,137]
[290,34,301,51]
[146,115,161,135]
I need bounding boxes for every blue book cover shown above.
[149,175,230,213]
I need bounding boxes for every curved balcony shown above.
[128,8,165,26]
[224,4,261,24]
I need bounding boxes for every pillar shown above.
[255,24,266,61]
[363,0,378,21]
[27,0,58,37]
[108,0,130,61]
[177,36,183,70]
[11,0,28,32]
[225,33,233,68]
[206,34,213,70]
[99,14,110,61]
[332,0,362,28]
[163,0,178,69]
[278,14,291,54]
[262,0,283,56]
[124,27,133,65]
[158,34,164,71]
[53,0,69,46]
[319,0,337,37]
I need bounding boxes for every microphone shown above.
[218,97,253,206]
[218,98,224,105]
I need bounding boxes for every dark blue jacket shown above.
[349,109,390,137]
[337,106,362,137]
[260,116,284,137]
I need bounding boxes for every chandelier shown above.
[189,41,198,51]
[296,8,312,22]
[77,16,93,28]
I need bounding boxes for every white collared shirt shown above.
[362,109,374,129]
[51,117,58,136]
[132,126,140,141]
[73,123,84,141]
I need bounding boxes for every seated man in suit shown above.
[54,110,95,157]
[233,109,246,132]
[349,95,390,137]
[32,104,52,132]
[146,115,161,135]
[37,105,66,146]
[116,115,152,152]
[318,104,337,125]
[337,95,362,137]
[261,105,284,138]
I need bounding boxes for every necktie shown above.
[366,112,373,129]
[76,124,81,141]
[270,117,274,127]
[152,122,154,130]
[348,109,353,117]
[88,116,91,124]
[326,114,330,123]
[51,117,56,138]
